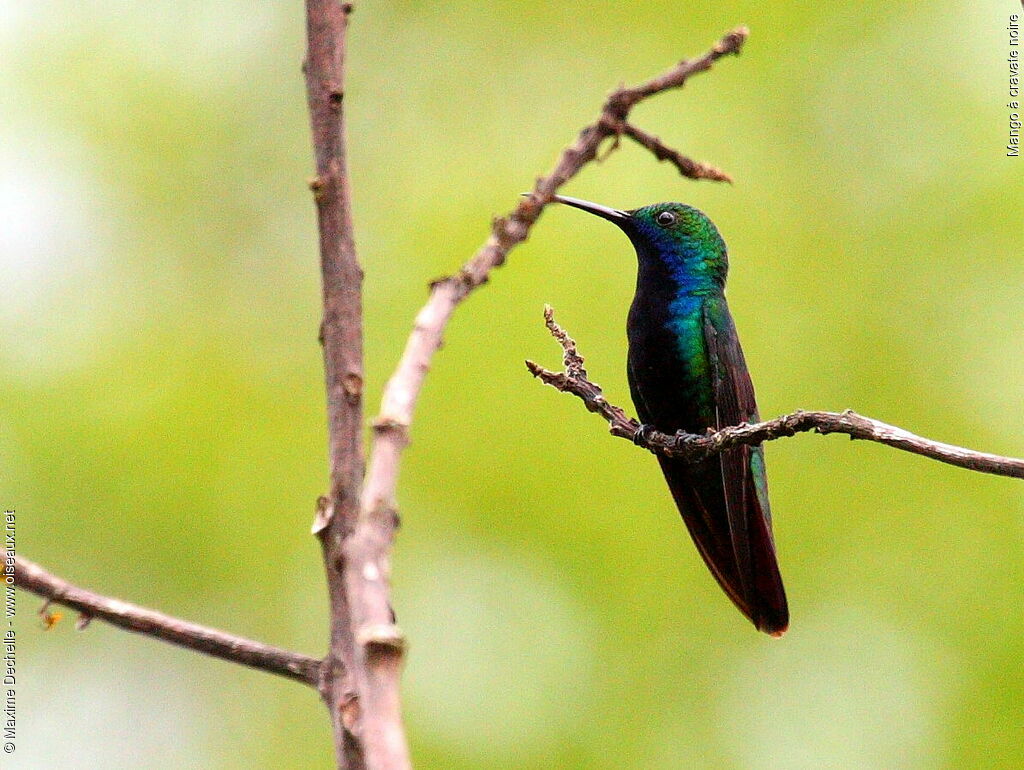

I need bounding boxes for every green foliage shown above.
[3,1,1021,767]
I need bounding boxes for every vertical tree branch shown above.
[304,2,365,768]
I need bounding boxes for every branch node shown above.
[339,691,361,732]
[312,495,334,536]
[356,624,406,656]
[342,371,363,402]
[308,176,326,202]
[371,417,410,446]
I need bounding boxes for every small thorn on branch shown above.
[312,495,334,536]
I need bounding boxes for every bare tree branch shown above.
[617,122,733,182]
[336,26,751,770]
[303,2,370,768]
[4,550,322,685]
[527,307,1024,480]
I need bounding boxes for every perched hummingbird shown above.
[554,195,788,636]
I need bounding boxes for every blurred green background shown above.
[3,1,1022,767]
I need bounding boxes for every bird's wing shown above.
[702,298,788,635]
[626,356,654,425]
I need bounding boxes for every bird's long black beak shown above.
[551,195,630,225]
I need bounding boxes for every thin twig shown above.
[345,26,750,770]
[303,2,371,768]
[526,307,1024,480]
[4,550,322,685]
[617,122,733,182]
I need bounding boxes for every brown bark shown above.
[303,2,367,767]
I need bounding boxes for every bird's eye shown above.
[655,211,676,227]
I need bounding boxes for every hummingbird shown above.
[554,195,788,636]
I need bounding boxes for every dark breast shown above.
[626,290,714,434]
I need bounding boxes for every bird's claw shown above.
[632,423,655,445]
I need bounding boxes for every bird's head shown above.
[552,196,729,289]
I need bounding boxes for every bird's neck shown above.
[633,240,723,314]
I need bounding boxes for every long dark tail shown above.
[658,450,789,636]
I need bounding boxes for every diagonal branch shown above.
[4,550,322,685]
[526,307,1024,480]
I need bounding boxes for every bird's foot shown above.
[632,423,655,446]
